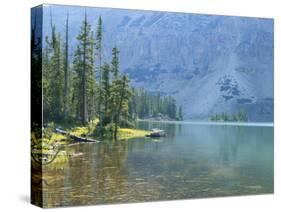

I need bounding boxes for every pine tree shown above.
[128,88,180,120]
[111,47,120,79]
[109,47,121,126]
[42,36,51,122]
[96,16,103,125]
[100,63,111,126]
[178,106,183,121]
[87,31,97,120]
[63,12,69,121]
[113,75,132,140]
[128,87,137,120]
[49,22,63,122]
[73,11,95,124]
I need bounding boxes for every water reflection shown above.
[43,121,273,207]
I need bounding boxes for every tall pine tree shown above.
[63,12,69,122]
[113,75,132,139]
[96,16,103,126]
[73,11,95,124]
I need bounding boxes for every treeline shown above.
[209,110,248,122]
[43,12,131,139]
[129,88,183,121]
[42,11,183,139]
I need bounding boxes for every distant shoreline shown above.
[137,119,274,127]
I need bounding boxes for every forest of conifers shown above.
[39,12,183,138]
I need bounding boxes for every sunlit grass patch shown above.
[69,127,89,136]
[50,133,66,143]
[118,128,150,140]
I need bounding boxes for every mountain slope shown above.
[44,5,274,122]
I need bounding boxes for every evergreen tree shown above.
[111,47,120,79]
[178,106,183,121]
[42,36,51,122]
[49,24,63,122]
[128,88,180,120]
[63,12,69,121]
[89,31,97,120]
[109,47,121,126]
[73,11,95,124]
[100,63,111,126]
[167,97,177,119]
[113,75,132,139]
[96,16,103,125]
[41,12,186,139]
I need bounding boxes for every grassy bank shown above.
[68,126,150,141]
[118,128,149,140]
[33,124,150,146]
[31,123,150,166]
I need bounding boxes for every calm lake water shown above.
[42,121,274,207]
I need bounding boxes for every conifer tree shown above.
[113,75,132,139]
[109,47,121,127]
[63,12,69,121]
[178,106,183,121]
[111,47,120,79]
[96,16,103,125]
[73,11,95,124]
[49,24,63,122]
[100,63,111,126]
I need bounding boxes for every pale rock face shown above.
[45,6,274,122]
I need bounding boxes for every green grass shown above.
[32,123,149,166]
[69,127,89,136]
[118,128,150,140]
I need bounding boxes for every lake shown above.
[42,121,274,207]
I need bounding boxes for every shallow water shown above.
[42,121,274,207]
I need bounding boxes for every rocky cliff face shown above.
[46,5,274,122]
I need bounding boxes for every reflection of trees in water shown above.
[177,123,182,135]
[215,126,263,167]
[31,163,43,206]
[42,167,66,207]
[66,144,95,206]
[42,145,72,207]
[41,123,273,206]
[217,126,240,166]
[216,126,271,167]
[166,123,176,138]
[91,141,129,204]
[43,141,130,206]
[34,145,72,207]
[214,126,273,193]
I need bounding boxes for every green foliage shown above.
[43,25,64,122]
[70,126,89,137]
[87,118,99,135]
[209,110,248,122]
[129,88,182,120]
[96,16,103,124]
[73,13,96,124]
[63,12,70,121]
[42,13,183,141]
[100,63,111,125]
[177,106,183,121]
[111,47,120,78]
[95,16,103,55]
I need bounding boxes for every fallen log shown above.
[55,128,101,143]
[55,128,68,135]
